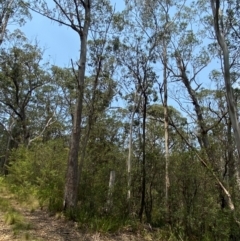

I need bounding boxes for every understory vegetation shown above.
[2,139,240,240]
[1,0,240,240]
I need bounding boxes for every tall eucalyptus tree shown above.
[117,5,159,221]
[31,0,118,211]
[209,0,240,175]
[30,0,91,211]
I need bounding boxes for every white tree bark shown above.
[127,90,139,205]
[105,170,116,213]
[210,0,240,161]
[162,40,170,215]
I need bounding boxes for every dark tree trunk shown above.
[63,1,91,211]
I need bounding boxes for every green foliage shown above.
[1,0,240,239]
[74,210,139,234]
[0,196,11,212]
[4,209,31,230]
[0,36,59,148]
[82,216,122,233]
[6,139,68,211]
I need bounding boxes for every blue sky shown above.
[8,0,225,118]
[15,0,212,114]
[18,0,125,67]
[16,0,126,110]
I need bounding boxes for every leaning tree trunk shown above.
[210,0,240,161]
[63,2,91,211]
[175,52,210,151]
[173,48,237,215]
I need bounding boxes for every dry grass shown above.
[0,181,164,241]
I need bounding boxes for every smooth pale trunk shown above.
[209,2,240,222]
[105,170,116,213]
[139,93,147,222]
[210,0,240,164]
[127,90,139,205]
[163,52,170,217]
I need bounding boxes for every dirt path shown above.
[0,208,80,241]
[0,194,151,241]
[0,216,13,241]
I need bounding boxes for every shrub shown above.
[6,139,68,211]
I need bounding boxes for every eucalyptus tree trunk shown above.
[209,1,240,216]
[105,170,115,213]
[127,90,139,210]
[171,119,236,212]
[210,0,240,161]
[162,41,170,221]
[175,52,210,151]
[127,115,133,204]
[227,118,240,193]
[63,1,91,211]
[139,92,147,222]
[28,0,91,211]
[173,51,237,212]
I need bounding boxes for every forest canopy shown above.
[1,0,240,240]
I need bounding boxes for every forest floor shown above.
[0,187,158,241]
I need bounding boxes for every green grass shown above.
[4,209,22,225]
[4,209,32,233]
[0,196,11,212]
[0,178,33,238]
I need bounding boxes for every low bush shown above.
[6,139,68,211]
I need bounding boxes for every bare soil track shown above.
[0,194,153,241]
